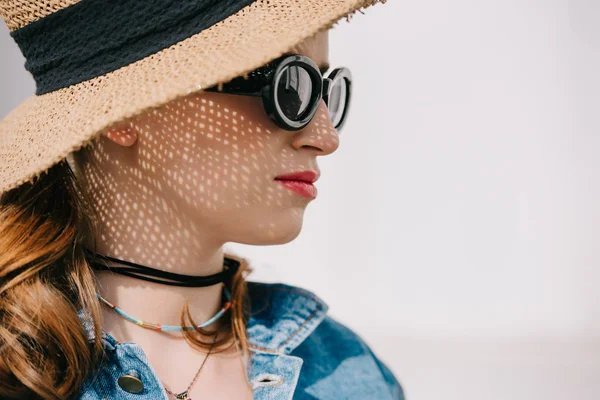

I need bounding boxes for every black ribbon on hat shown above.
[10,0,257,94]
[83,247,240,289]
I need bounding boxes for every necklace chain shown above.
[89,251,235,399]
[164,333,218,400]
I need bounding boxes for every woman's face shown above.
[80,30,338,247]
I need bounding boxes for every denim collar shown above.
[80,281,329,355]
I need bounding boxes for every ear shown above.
[101,125,138,147]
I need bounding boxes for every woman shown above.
[0,1,403,399]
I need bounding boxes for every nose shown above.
[289,100,340,156]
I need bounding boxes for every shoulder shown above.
[246,281,404,400]
[245,280,330,353]
[294,314,405,400]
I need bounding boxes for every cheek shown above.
[132,91,302,214]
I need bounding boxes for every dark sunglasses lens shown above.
[276,65,314,121]
[328,78,348,127]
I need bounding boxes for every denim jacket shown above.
[77,281,404,399]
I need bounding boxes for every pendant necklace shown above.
[84,247,238,400]
[164,332,218,400]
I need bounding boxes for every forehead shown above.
[288,29,329,71]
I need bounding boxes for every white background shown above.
[1,1,599,399]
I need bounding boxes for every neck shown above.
[92,244,229,341]
[85,201,231,341]
[74,140,239,342]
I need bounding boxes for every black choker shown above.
[83,247,240,289]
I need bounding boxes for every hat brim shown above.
[0,0,385,194]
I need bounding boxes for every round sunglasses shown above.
[204,54,352,132]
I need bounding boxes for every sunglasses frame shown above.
[323,66,353,132]
[204,54,352,132]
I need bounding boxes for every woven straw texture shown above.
[0,0,386,194]
[0,0,81,31]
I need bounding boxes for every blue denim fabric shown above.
[77,281,404,399]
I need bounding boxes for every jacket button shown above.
[118,370,144,394]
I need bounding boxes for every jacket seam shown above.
[257,286,325,352]
[247,299,321,354]
[249,344,281,353]
[248,286,326,353]
[278,304,323,351]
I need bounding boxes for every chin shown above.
[265,224,303,245]
[231,210,306,246]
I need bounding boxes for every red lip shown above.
[274,170,320,199]
[274,170,320,183]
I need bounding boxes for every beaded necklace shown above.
[85,248,241,399]
[96,285,233,332]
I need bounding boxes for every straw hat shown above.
[0,0,387,195]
